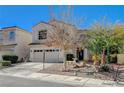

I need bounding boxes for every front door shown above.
[77,48,84,61]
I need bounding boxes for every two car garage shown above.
[30,48,63,63]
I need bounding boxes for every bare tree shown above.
[48,6,84,71]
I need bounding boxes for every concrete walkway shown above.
[0,62,123,87]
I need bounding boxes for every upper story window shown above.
[0,32,3,41]
[8,31,15,41]
[38,30,47,40]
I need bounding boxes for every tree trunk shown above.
[63,50,67,71]
[101,49,105,65]
[106,47,110,64]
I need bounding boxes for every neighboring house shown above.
[29,20,88,63]
[0,26,32,61]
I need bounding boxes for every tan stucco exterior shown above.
[0,26,32,60]
[117,54,124,64]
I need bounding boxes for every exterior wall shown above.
[32,23,55,44]
[0,51,15,60]
[0,27,16,45]
[117,54,124,64]
[83,48,89,60]
[0,45,15,51]
[0,27,17,60]
[15,28,32,60]
[49,20,78,38]
[0,32,3,45]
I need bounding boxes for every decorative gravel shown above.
[38,63,120,81]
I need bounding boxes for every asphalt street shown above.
[0,75,75,87]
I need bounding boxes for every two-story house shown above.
[29,21,63,62]
[29,20,89,63]
[0,26,32,61]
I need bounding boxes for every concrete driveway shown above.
[0,62,53,76]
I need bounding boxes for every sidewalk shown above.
[0,71,120,87]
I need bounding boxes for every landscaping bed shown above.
[38,63,119,81]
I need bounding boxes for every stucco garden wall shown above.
[117,54,124,64]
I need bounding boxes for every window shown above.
[56,49,59,52]
[8,31,15,40]
[36,50,39,52]
[46,50,49,52]
[40,50,43,52]
[38,30,47,40]
[0,33,3,41]
[50,49,52,52]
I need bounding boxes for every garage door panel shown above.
[33,50,43,62]
[34,53,43,62]
[45,51,59,62]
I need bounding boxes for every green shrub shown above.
[2,55,18,64]
[0,61,11,66]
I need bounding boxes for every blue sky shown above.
[0,5,124,32]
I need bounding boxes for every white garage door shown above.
[31,48,60,63]
[33,50,44,62]
[45,49,59,62]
